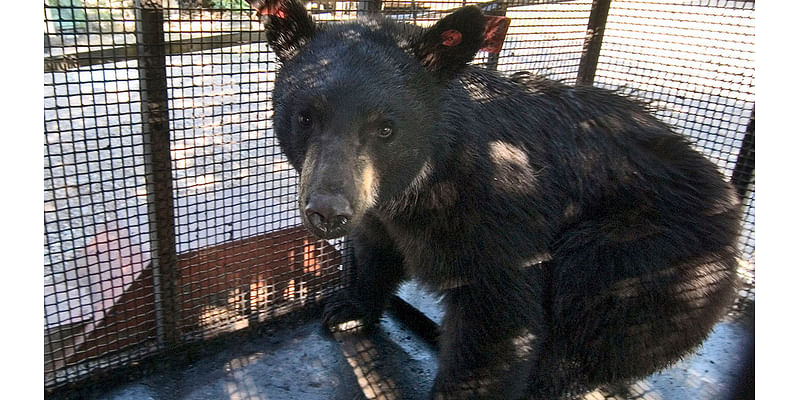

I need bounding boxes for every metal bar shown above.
[44,31,269,73]
[42,0,575,73]
[483,1,508,71]
[387,295,439,345]
[360,0,382,15]
[576,0,612,86]
[136,0,180,347]
[43,0,578,73]
[731,108,755,200]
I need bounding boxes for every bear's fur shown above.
[256,2,741,398]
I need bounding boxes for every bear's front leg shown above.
[323,214,405,332]
[433,282,545,399]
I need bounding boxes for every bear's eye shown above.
[297,112,313,129]
[377,124,394,139]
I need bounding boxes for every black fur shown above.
[262,3,741,398]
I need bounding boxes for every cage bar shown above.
[731,108,754,200]
[576,0,610,85]
[136,0,181,347]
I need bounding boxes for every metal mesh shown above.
[593,0,756,298]
[44,1,156,387]
[491,0,595,82]
[44,0,345,390]
[43,0,755,393]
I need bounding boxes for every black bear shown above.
[250,1,742,398]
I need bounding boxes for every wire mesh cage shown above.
[44,0,347,389]
[43,0,755,394]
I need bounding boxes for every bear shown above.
[249,1,742,398]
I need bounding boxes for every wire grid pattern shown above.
[493,0,594,82]
[372,0,595,83]
[43,0,755,392]
[161,5,346,342]
[44,0,157,388]
[43,0,345,390]
[591,0,755,282]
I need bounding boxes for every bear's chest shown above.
[377,214,475,291]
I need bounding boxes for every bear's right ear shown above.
[412,6,485,81]
[248,0,315,62]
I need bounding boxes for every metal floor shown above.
[89,283,753,400]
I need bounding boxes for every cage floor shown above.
[94,315,437,400]
[90,284,753,400]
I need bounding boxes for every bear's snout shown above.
[304,193,353,238]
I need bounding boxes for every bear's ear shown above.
[248,0,315,62]
[412,6,485,80]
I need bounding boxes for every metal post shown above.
[136,0,180,347]
[576,0,612,86]
[731,108,755,200]
[359,0,382,16]
[484,1,508,71]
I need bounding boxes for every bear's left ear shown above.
[412,6,486,81]
[247,0,315,62]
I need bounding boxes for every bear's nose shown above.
[304,193,353,234]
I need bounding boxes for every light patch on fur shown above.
[611,276,642,299]
[705,183,741,216]
[298,144,320,219]
[358,156,380,210]
[512,329,538,359]
[674,258,732,306]
[293,59,333,89]
[409,159,433,194]
[337,28,366,42]
[519,253,552,269]
[488,141,538,193]
[578,120,594,131]
[463,78,497,103]
[563,201,580,220]
[382,159,433,216]
[437,277,469,291]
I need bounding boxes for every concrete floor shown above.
[94,316,436,400]
[89,283,753,400]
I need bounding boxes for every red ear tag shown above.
[481,16,512,54]
[258,3,286,18]
[440,29,462,47]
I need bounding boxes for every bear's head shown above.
[251,0,485,238]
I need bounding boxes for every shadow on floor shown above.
[88,282,753,400]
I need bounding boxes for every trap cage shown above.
[43,0,755,396]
